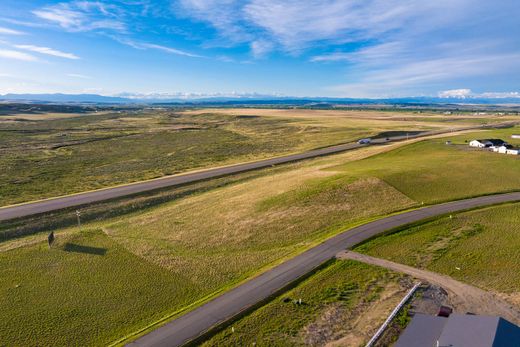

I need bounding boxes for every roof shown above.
[394,314,446,347]
[476,139,507,146]
[395,313,520,347]
[438,314,520,347]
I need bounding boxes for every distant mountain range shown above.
[1,93,520,105]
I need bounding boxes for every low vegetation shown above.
[0,229,198,346]
[201,260,409,347]
[3,122,520,345]
[328,126,520,203]
[357,202,520,294]
[1,107,508,205]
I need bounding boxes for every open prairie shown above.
[2,120,520,345]
[0,107,513,206]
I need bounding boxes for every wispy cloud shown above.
[0,26,25,35]
[67,73,91,79]
[14,45,79,59]
[438,89,520,99]
[33,1,126,32]
[0,49,38,61]
[117,38,203,58]
[326,51,520,97]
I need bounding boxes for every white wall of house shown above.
[497,146,508,154]
[469,140,485,148]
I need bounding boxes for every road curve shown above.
[0,123,501,222]
[128,191,520,347]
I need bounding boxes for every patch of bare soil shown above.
[338,251,520,325]
[301,279,412,347]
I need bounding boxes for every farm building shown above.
[469,139,507,148]
[492,145,520,155]
[395,313,520,347]
[512,134,520,139]
[472,139,508,148]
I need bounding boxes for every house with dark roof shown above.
[469,139,508,148]
[395,313,520,347]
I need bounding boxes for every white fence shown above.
[365,282,422,347]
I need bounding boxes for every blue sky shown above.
[0,0,519,98]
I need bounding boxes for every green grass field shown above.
[328,126,520,203]
[357,203,520,293]
[1,107,508,206]
[3,124,520,345]
[0,229,204,346]
[201,260,407,347]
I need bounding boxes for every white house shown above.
[493,145,519,155]
[469,139,507,148]
[469,140,487,148]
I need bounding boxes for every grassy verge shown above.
[356,202,520,293]
[201,259,409,346]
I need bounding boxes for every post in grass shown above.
[48,231,55,248]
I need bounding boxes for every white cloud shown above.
[436,90,520,99]
[0,26,25,35]
[14,45,79,59]
[479,92,520,99]
[325,51,520,98]
[250,40,272,58]
[0,49,38,61]
[68,73,91,79]
[438,89,472,98]
[117,38,203,58]
[33,1,126,32]
[138,43,203,58]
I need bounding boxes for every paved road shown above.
[128,191,520,347]
[0,123,503,222]
[338,251,520,325]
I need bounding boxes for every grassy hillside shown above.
[329,126,520,203]
[357,203,520,294]
[0,229,201,346]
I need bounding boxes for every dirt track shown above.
[337,251,520,325]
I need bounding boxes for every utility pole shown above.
[76,210,82,231]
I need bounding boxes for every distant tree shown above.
[48,231,55,248]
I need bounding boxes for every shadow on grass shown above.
[63,243,107,256]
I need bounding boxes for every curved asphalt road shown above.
[128,191,520,347]
[0,122,504,222]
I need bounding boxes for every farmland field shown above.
[1,107,513,206]
[3,119,520,345]
[357,203,520,297]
